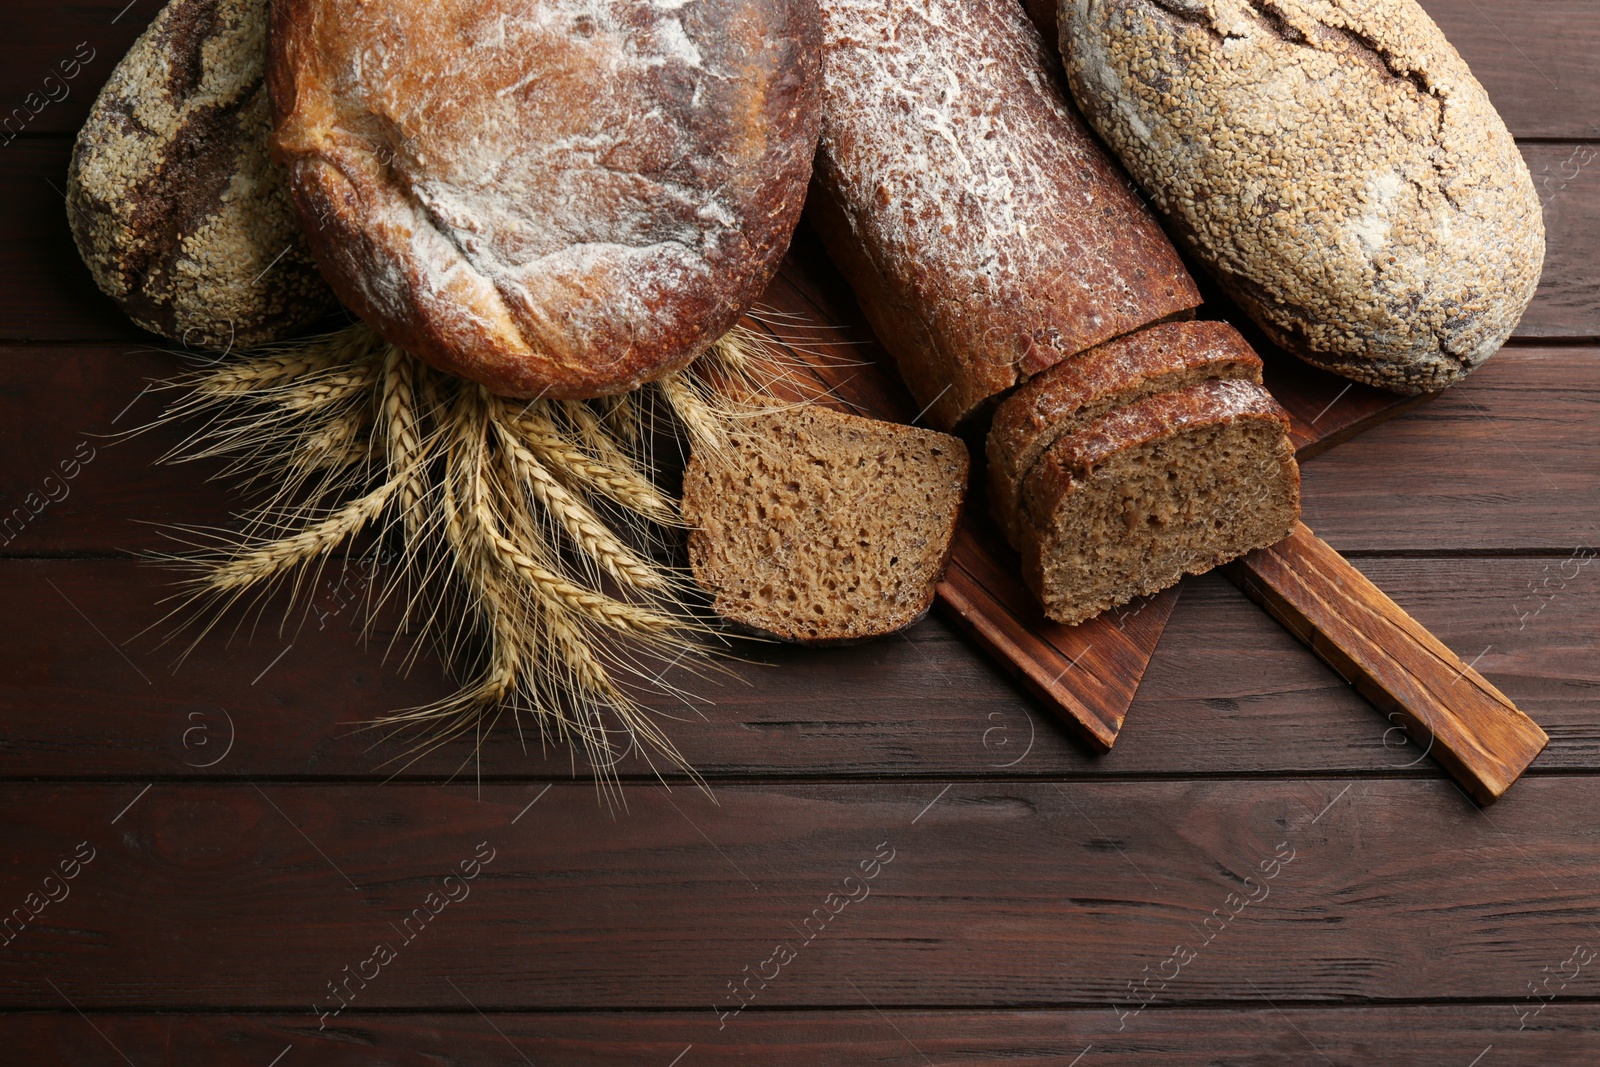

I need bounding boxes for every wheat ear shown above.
[150,318,760,787]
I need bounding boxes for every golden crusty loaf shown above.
[684,404,968,644]
[1020,378,1301,625]
[986,320,1263,548]
[67,0,337,349]
[270,0,822,399]
[1058,0,1545,394]
[809,0,1199,431]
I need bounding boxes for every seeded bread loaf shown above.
[1057,0,1545,394]
[270,0,823,400]
[986,320,1263,547]
[1020,379,1301,625]
[684,404,969,644]
[810,0,1199,431]
[67,0,337,349]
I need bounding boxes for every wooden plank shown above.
[0,2,159,143]
[1302,346,1600,553]
[5,1005,1599,1065]
[1524,140,1600,340]
[4,778,1600,1009]
[13,342,1586,558]
[0,345,233,555]
[0,2,158,140]
[0,139,154,344]
[2,556,1596,777]
[1224,524,1549,803]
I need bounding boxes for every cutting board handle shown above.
[1223,522,1548,804]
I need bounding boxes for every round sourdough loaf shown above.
[269,0,822,399]
[67,0,337,349]
[1058,0,1545,394]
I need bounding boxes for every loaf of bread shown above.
[809,0,1199,431]
[811,0,1301,627]
[986,320,1263,547]
[1057,0,1546,394]
[1019,379,1301,625]
[269,0,822,400]
[684,404,968,644]
[67,0,337,349]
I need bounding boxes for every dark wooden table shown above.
[4,2,1599,1063]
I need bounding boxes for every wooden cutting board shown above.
[762,244,1548,801]
[765,239,1436,749]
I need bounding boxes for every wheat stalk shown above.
[144,320,790,789]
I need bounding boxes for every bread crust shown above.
[986,320,1264,547]
[1059,0,1546,394]
[809,0,1200,431]
[269,0,822,398]
[67,0,337,348]
[1018,378,1301,622]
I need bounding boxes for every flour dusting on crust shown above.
[812,0,1198,429]
[272,0,822,398]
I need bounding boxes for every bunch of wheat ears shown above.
[151,321,797,790]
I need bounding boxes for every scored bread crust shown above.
[986,320,1265,548]
[683,404,969,645]
[1018,378,1301,624]
[809,0,1200,431]
[67,0,337,349]
[1058,0,1545,394]
[269,0,822,399]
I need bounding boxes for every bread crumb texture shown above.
[67,0,336,348]
[986,319,1263,547]
[812,0,1198,430]
[1059,0,1546,393]
[271,0,821,399]
[1020,378,1300,624]
[683,405,969,644]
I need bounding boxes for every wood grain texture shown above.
[1,1,1595,1053]
[1225,524,1549,803]
[4,1005,1598,1066]
[3,778,1599,1009]
[2,556,1595,778]
[4,340,1592,558]
[1302,346,1600,553]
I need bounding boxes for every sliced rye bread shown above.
[987,321,1264,549]
[1019,379,1300,626]
[683,404,969,644]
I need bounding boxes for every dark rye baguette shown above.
[809,0,1199,432]
[1020,379,1301,625]
[67,0,337,349]
[987,320,1263,548]
[683,404,968,644]
[270,0,823,399]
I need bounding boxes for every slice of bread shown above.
[987,321,1263,549]
[684,404,969,644]
[1019,379,1299,625]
